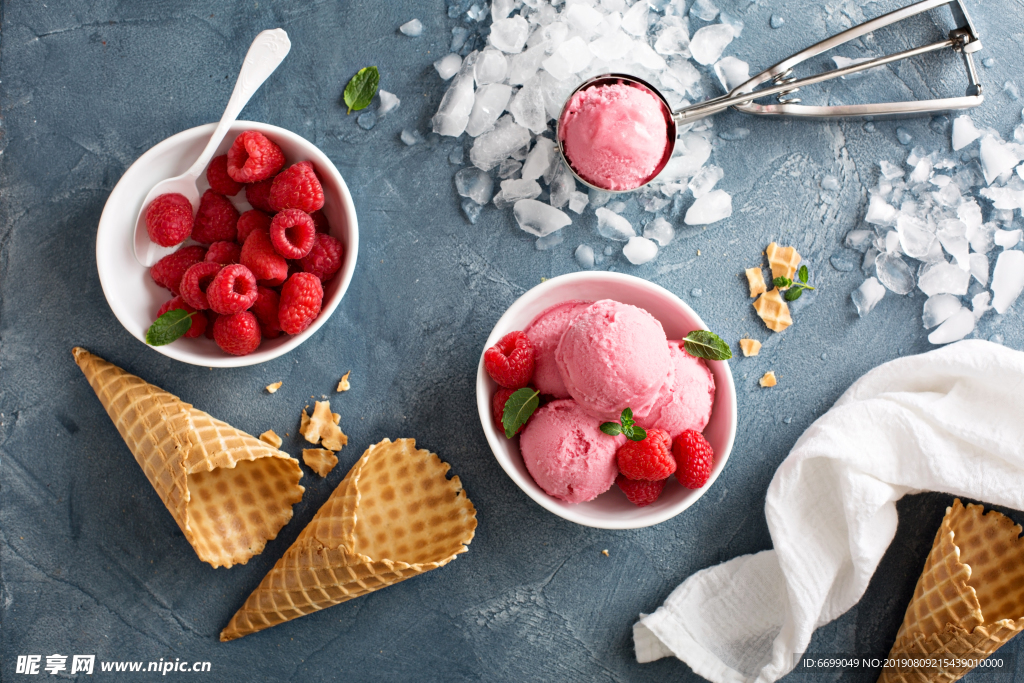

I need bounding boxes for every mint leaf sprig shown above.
[774,265,815,301]
[145,309,196,346]
[502,388,540,439]
[684,330,732,361]
[344,66,380,114]
[600,408,647,442]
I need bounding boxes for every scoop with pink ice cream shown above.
[557,81,671,192]
[555,300,673,422]
[636,340,715,438]
[519,399,625,504]
[524,300,593,398]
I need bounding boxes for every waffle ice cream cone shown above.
[879,500,1024,683]
[72,348,304,569]
[220,438,477,641]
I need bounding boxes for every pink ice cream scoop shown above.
[524,300,593,398]
[637,340,715,438]
[555,300,673,421]
[520,399,625,504]
[557,81,671,192]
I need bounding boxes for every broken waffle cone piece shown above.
[220,438,477,641]
[302,448,338,477]
[878,499,1024,683]
[753,289,793,332]
[766,242,801,281]
[71,348,304,569]
[745,267,767,298]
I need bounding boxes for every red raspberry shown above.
[192,189,240,244]
[492,387,520,434]
[483,331,535,389]
[616,475,667,507]
[236,209,272,245]
[278,272,324,335]
[150,245,206,295]
[226,131,285,183]
[156,296,207,338]
[204,310,218,339]
[673,430,714,489]
[250,286,283,339]
[240,229,288,286]
[206,154,243,196]
[269,209,316,259]
[309,209,330,233]
[178,261,222,310]
[245,179,275,213]
[300,233,344,283]
[269,162,325,213]
[206,264,258,315]
[145,193,194,247]
[617,429,675,481]
[204,240,241,265]
[213,311,261,356]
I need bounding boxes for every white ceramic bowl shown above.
[476,272,737,529]
[96,121,359,367]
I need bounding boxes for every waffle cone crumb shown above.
[753,289,793,332]
[759,371,777,387]
[745,268,767,298]
[740,339,761,357]
[766,242,801,281]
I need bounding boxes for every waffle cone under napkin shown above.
[219,438,477,641]
[878,500,1024,683]
[72,348,304,569]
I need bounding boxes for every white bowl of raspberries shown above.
[476,272,737,530]
[97,121,358,366]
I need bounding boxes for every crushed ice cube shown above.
[875,252,916,294]
[689,164,724,198]
[922,293,961,328]
[434,53,463,81]
[470,115,532,171]
[972,291,992,319]
[461,199,483,224]
[991,249,1024,314]
[852,277,886,317]
[770,15,785,28]
[513,199,571,237]
[845,229,874,251]
[607,201,627,214]
[489,16,529,53]
[654,19,691,56]
[566,3,605,36]
[821,175,840,192]
[644,217,675,246]
[979,135,1020,184]
[465,83,512,137]
[1005,82,1021,101]
[543,36,593,81]
[918,261,970,296]
[718,128,750,141]
[896,127,913,145]
[879,160,904,180]
[641,195,671,212]
[548,163,575,209]
[995,229,1022,248]
[967,220,996,254]
[568,191,589,214]
[690,24,734,66]
[575,244,596,269]
[467,3,486,22]
[499,178,542,204]
[927,307,974,344]
[357,111,376,130]
[631,41,668,71]
[595,207,635,241]
[509,75,548,134]
[621,2,649,36]
[896,215,937,259]
[718,10,743,37]
[623,236,659,265]
[969,252,989,285]
[449,146,464,165]
[521,138,556,181]
[865,194,898,225]
[377,90,400,117]
[589,188,612,209]
[432,52,477,137]
[508,44,546,86]
[475,49,509,85]
[536,232,564,250]
[829,253,858,272]
[951,115,981,151]
[590,30,635,61]
[491,0,516,20]
[691,0,719,21]
[400,19,424,37]
[455,167,494,205]
[714,56,749,92]
[685,189,732,225]
[401,128,424,145]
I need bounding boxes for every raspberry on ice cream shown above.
[636,341,715,438]
[557,82,671,191]
[520,399,625,504]
[554,300,673,421]
[523,300,593,398]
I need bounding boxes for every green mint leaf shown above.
[620,407,634,426]
[624,425,647,442]
[502,388,540,439]
[344,66,380,114]
[784,287,804,301]
[773,276,792,288]
[684,330,733,361]
[798,265,809,283]
[600,422,622,436]
[145,309,194,346]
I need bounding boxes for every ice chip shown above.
[595,207,635,241]
[521,137,556,181]
[623,236,659,265]
[377,90,400,116]
[643,217,675,246]
[470,115,532,171]
[589,188,612,209]
[498,159,522,179]
[991,249,1024,314]
[691,0,719,20]
[465,83,512,137]
[492,0,516,21]
[937,219,970,268]
[509,75,548,134]
[400,19,424,37]
[536,232,564,250]
[451,26,469,52]
[718,10,743,37]
[455,167,495,205]
[821,175,840,192]
[489,16,529,53]
[575,244,596,269]
[714,56,749,92]
[875,252,916,294]
[718,128,750,141]
[432,52,478,137]
[543,36,593,81]
[864,194,898,225]
[661,61,702,97]
[357,111,376,130]
[566,4,605,37]
[401,128,424,146]
[449,146,465,165]
[688,164,724,198]
[475,49,509,85]
[995,229,1022,248]
[972,291,992,319]
[655,22,691,56]
[641,195,670,212]
[467,4,486,22]
[852,277,886,317]
[896,214,937,259]
[684,189,732,225]
[879,160,904,180]
[909,158,932,184]
[927,307,974,344]
[548,163,576,209]
[969,252,989,285]
[508,44,547,86]
[896,127,913,145]
[845,229,874,252]
[918,261,970,296]
[979,135,1020,185]
[621,2,649,36]
[829,253,858,272]
[690,24,734,65]
[922,293,961,328]
[568,191,589,214]
[967,221,997,254]
[499,178,542,204]
[461,199,483,224]
[434,53,463,81]
[589,30,635,61]
[631,41,669,71]
[513,199,572,237]
[770,15,785,28]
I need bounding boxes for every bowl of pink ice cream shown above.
[476,272,737,529]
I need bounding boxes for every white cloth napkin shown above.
[634,339,1024,683]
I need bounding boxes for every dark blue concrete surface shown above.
[2,1,1023,681]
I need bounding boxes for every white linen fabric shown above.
[634,339,1024,683]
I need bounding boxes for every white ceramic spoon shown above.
[133,28,291,267]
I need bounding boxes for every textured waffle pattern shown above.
[745,267,767,298]
[879,500,1024,683]
[220,438,477,641]
[766,242,801,280]
[753,289,793,332]
[72,348,304,568]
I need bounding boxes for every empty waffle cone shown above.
[879,500,1024,683]
[220,438,477,641]
[72,348,304,569]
